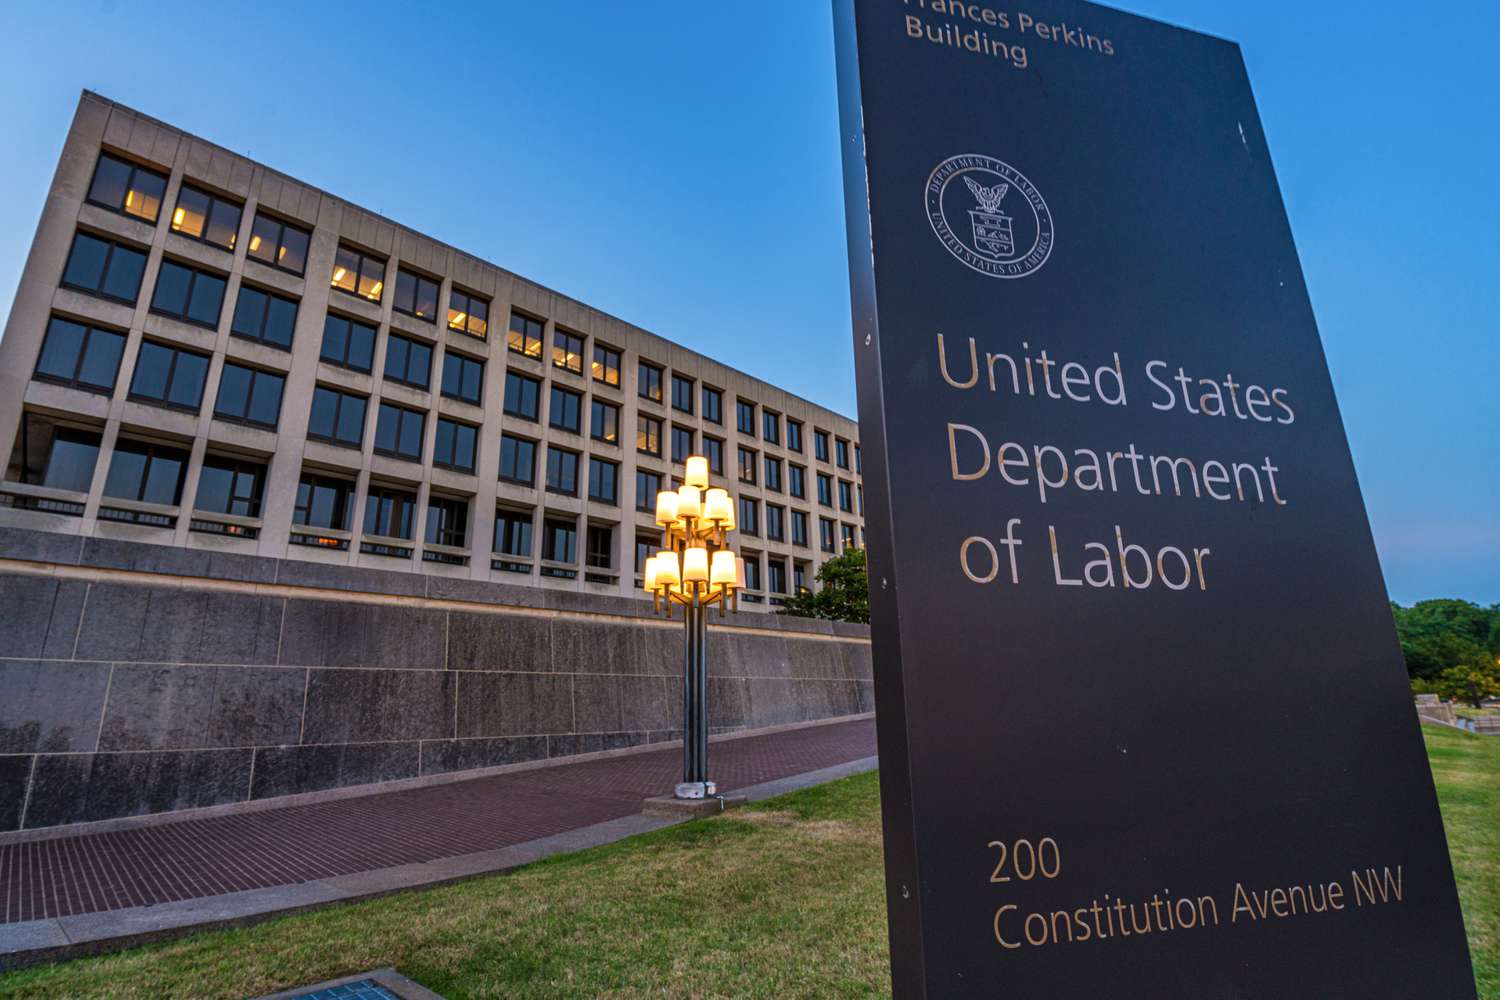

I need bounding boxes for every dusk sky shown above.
[0,0,1493,604]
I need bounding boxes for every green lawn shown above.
[2,727,1495,999]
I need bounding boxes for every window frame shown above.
[703,435,724,476]
[763,410,781,445]
[764,456,783,492]
[590,398,620,445]
[498,434,538,486]
[423,495,469,549]
[213,361,285,430]
[702,386,723,424]
[103,438,190,507]
[128,340,211,413]
[636,468,662,512]
[434,417,479,473]
[591,343,621,386]
[671,374,694,414]
[552,328,585,374]
[330,245,387,303]
[637,413,662,457]
[789,463,806,500]
[670,424,694,465]
[383,333,434,391]
[440,350,484,405]
[787,419,804,453]
[149,259,228,329]
[815,430,830,463]
[507,311,545,359]
[373,402,426,462]
[393,267,442,323]
[363,483,418,540]
[246,212,310,275]
[60,230,147,305]
[548,385,583,434]
[307,385,368,448]
[447,288,490,339]
[545,446,581,496]
[542,516,578,564]
[170,184,243,251]
[493,507,534,557]
[638,361,663,403]
[33,316,126,395]
[503,370,541,421]
[293,471,355,530]
[738,496,759,536]
[230,284,298,351]
[319,313,378,373]
[738,446,757,485]
[85,152,167,223]
[737,399,756,436]
[588,456,619,505]
[585,523,614,570]
[194,454,267,519]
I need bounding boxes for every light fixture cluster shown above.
[643,455,744,614]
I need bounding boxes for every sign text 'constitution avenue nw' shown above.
[832,0,1477,997]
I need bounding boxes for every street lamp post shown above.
[642,455,744,799]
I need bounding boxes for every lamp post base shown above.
[674,780,718,800]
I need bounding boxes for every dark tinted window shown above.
[34,316,126,394]
[394,269,440,321]
[738,497,758,536]
[636,468,662,511]
[543,518,577,563]
[293,472,354,529]
[546,447,579,495]
[150,260,227,328]
[434,417,477,472]
[364,485,416,539]
[787,419,803,452]
[738,447,757,483]
[767,504,785,541]
[129,341,210,411]
[817,473,832,505]
[247,213,310,274]
[549,386,581,433]
[638,362,662,402]
[763,411,780,444]
[494,508,533,556]
[671,375,694,413]
[86,153,166,222]
[103,439,188,505]
[61,231,146,303]
[671,425,693,464]
[320,314,377,371]
[789,464,806,499]
[590,399,619,444]
[195,455,266,518]
[737,399,755,435]
[588,457,618,504]
[425,495,469,548]
[815,430,830,462]
[441,352,483,404]
[791,510,809,546]
[384,334,433,389]
[704,436,724,475]
[40,427,102,493]
[586,525,614,570]
[836,438,850,469]
[702,386,722,424]
[230,286,298,349]
[308,386,367,447]
[503,371,540,419]
[499,435,536,485]
[374,402,425,461]
[448,289,489,339]
[764,456,782,491]
[171,185,242,250]
[214,362,284,428]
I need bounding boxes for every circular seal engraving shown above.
[925,154,1054,279]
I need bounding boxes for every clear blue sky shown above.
[0,1,1494,604]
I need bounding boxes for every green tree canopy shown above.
[1390,599,1500,680]
[778,548,869,624]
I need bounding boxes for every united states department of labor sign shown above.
[831,0,1477,997]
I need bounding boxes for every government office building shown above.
[0,93,866,609]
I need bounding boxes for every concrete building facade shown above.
[0,93,866,607]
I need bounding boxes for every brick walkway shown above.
[0,718,876,924]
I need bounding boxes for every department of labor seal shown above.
[925,154,1054,278]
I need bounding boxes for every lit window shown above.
[508,312,544,358]
[34,316,126,395]
[171,185,242,250]
[638,361,663,402]
[86,153,166,223]
[394,268,441,321]
[331,245,386,301]
[129,341,210,412]
[247,213,310,274]
[448,289,489,339]
[592,344,621,385]
[553,329,584,374]
[637,414,662,456]
[61,231,146,304]
[591,399,620,444]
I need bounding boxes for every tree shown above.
[1390,599,1500,680]
[778,548,869,624]
[1435,657,1500,709]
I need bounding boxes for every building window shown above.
[763,410,780,444]
[374,403,425,461]
[441,352,484,405]
[794,562,808,593]
[320,314,377,372]
[815,430,830,462]
[764,457,782,492]
[331,245,385,302]
[737,399,756,436]
[791,510,809,547]
[638,361,663,403]
[586,524,614,570]
[503,371,541,421]
[702,386,722,424]
[213,363,284,429]
[294,472,354,530]
[742,555,762,592]
[12,422,101,494]
[508,311,544,358]
[364,484,416,539]
[738,447,756,484]
[129,341,210,412]
[592,344,621,386]
[703,435,724,476]
[588,457,619,504]
[842,523,858,549]
[548,385,582,434]
[671,374,694,414]
[171,185,242,250]
[738,496,759,536]
[836,438,851,469]
[768,559,787,595]
[637,414,662,456]
[789,464,806,499]
[546,447,579,495]
[384,334,434,390]
[820,517,836,552]
[635,534,660,576]
[671,425,694,464]
[591,399,619,444]
[393,268,440,321]
[838,480,854,512]
[150,260,227,328]
[553,329,585,374]
[425,495,468,548]
[817,472,833,506]
[447,289,489,339]
[499,435,537,485]
[434,418,478,473]
[103,439,189,507]
[230,286,298,350]
[636,468,662,511]
[86,152,166,222]
[787,419,803,453]
[494,507,533,557]
[247,213,310,274]
[195,455,265,519]
[61,231,146,304]
[33,317,125,394]
[766,504,785,542]
[855,444,862,473]
[543,517,577,564]
[858,484,865,514]
[308,386,367,447]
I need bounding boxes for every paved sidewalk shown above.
[0,717,877,964]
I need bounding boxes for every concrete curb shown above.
[0,755,879,971]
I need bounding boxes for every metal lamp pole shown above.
[642,455,744,800]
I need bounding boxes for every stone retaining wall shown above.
[0,527,872,831]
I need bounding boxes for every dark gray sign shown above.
[831,1,1476,996]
